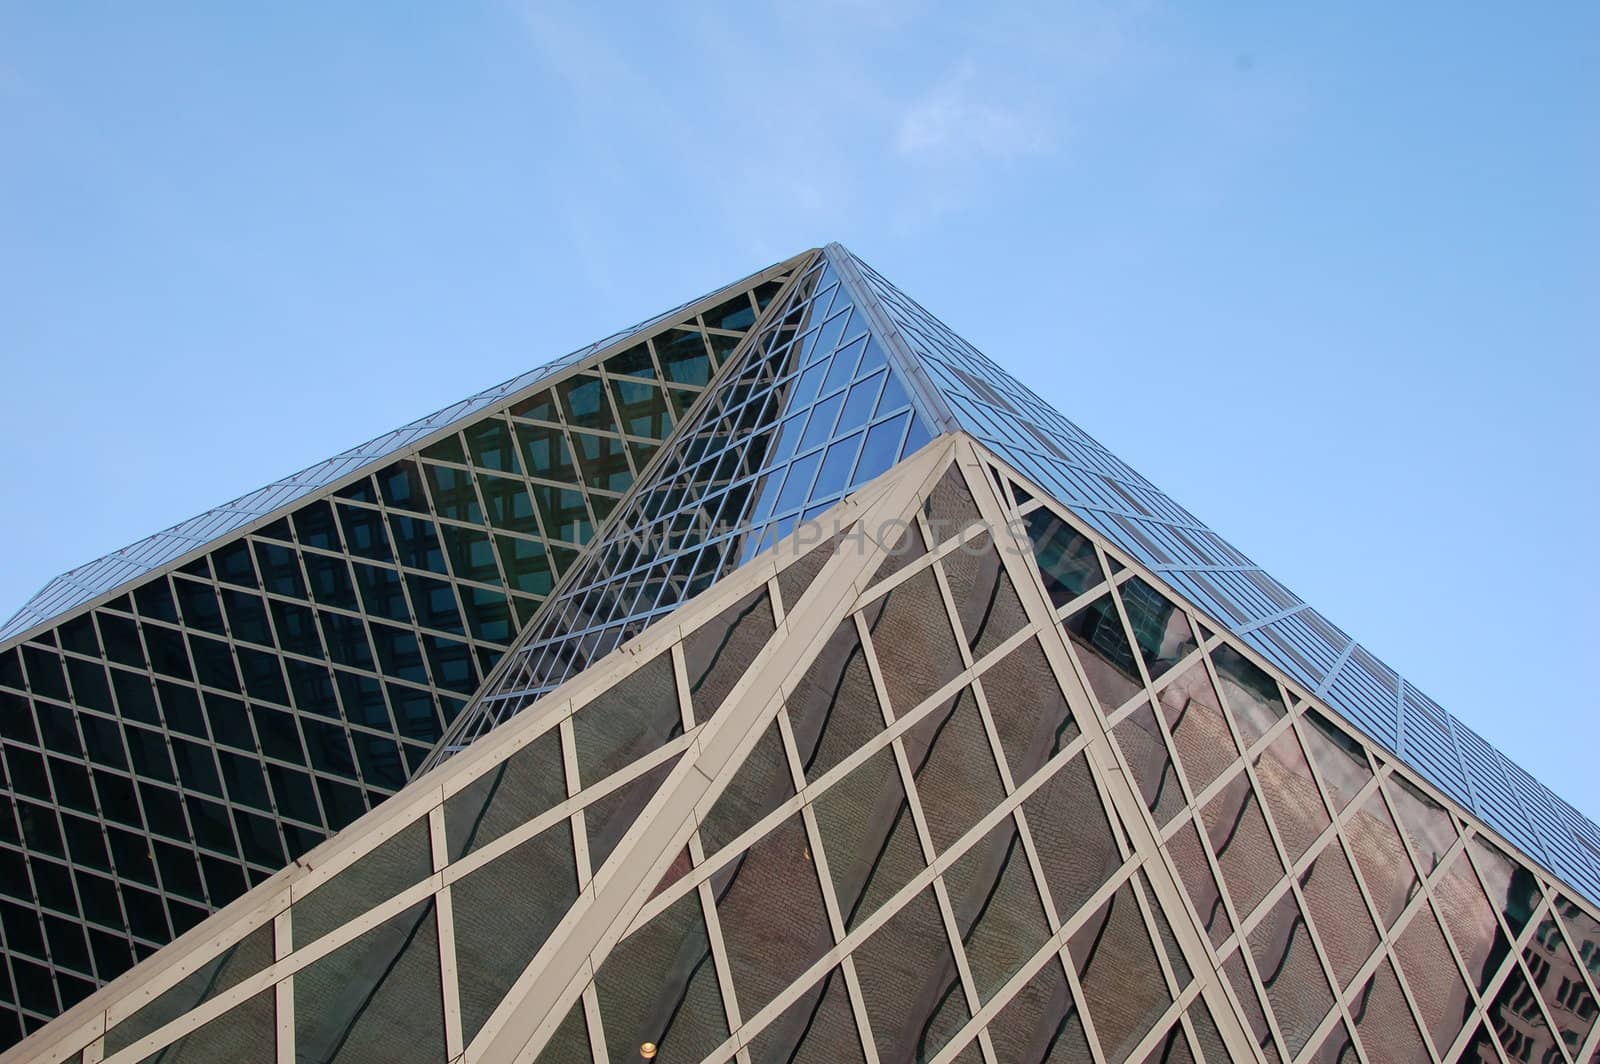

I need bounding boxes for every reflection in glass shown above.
[784,620,885,785]
[1201,771,1282,921]
[861,569,964,718]
[1246,891,1332,1057]
[1022,509,1104,608]
[1021,755,1121,923]
[1068,882,1171,1063]
[849,888,968,1063]
[986,957,1093,1064]
[594,889,728,1062]
[1394,901,1473,1054]
[1117,577,1196,682]
[1252,728,1330,864]
[1298,842,1378,991]
[978,636,1077,788]
[1208,645,1284,748]
[747,966,866,1064]
[902,688,1007,854]
[815,748,925,930]
[1342,790,1418,929]
[1157,662,1236,796]
[942,818,1051,1003]
[1350,960,1426,1063]
[709,814,833,1018]
[1061,593,1143,712]
[1112,702,1186,828]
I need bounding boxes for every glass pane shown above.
[986,957,1093,1064]
[295,899,446,1063]
[1298,842,1378,991]
[1252,728,1330,864]
[774,530,838,613]
[748,966,866,1064]
[1061,593,1143,712]
[870,517,926,586]
[594,889,728,1062]
[1298,710,1371,814]
[860,569,963,718]
[1022,755,1121,924]
[1068,882,1171,1063]
[709,814,833,1018]
[134,988,275,1064]
[783,620,885,785]
[1246,890,1332,1057]
[1223,951,1282,1064]
[1308,1019,1359,1064]
[1200,771,1281,921]
[1209,645,1284,748]
[1185,998,1231,1064]
[1118,577,1196,682]
[571,652,681,787]
[1166,819,1231,949]
[452,820,578,1043]
[1112,702,1186,828]
[1432,849,1510,992]
[683,588,775,723]
[697,722,793,856]
[979,636,1077,788]
[814,747,925,930]
[921,467,983,545]
[1385,775,1456,877]
[533,999,591,1063]
[1395,902,1473,1055]
[942,817,1051,1003]
[1553,893,1600,991]
[1022,508,1104,607]
[1137,1023,1196,1064]
[1523,913,1597,1056]
[443,728,566,861]
[584,754,680,873]
[292,819,433,947]
[1467,835,1538,938]
[902,687,1007,854]
[940,534,1028,661]
[1482,964,1561,1063]
[103,923,272,1055]
[1352,961,1425,1062]
[849,887,968,1063]
[1343,789,1418,929]
[1157,661,1236,795]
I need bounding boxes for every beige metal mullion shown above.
[274,908,293,1064]
[429,806,464,1061]
[472,439,958,1063]
[952,439,1257,1062]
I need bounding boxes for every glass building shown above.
[3,246,1599,1064]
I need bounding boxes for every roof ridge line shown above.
[823,242,962,436]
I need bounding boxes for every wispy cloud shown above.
[895,61,1053,164]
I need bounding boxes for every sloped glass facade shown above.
[435,252,936,750]
[841,245,1600,906]
[4,244,1599,1064]
[0,256,801,1042]
[15,440,1599,1064]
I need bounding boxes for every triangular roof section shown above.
[430,248,941,754]
[433,242,1600,909]
[18,433,1600,1064]
[0,251,811,646]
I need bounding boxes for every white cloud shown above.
[894,61,1052,164]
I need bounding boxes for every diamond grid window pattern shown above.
[0,256,799,1042]
[3,247,1598,1064]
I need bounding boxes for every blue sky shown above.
[2,3,1596,819]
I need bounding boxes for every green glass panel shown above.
[464,418,521,475]
[594,889,727,1062]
